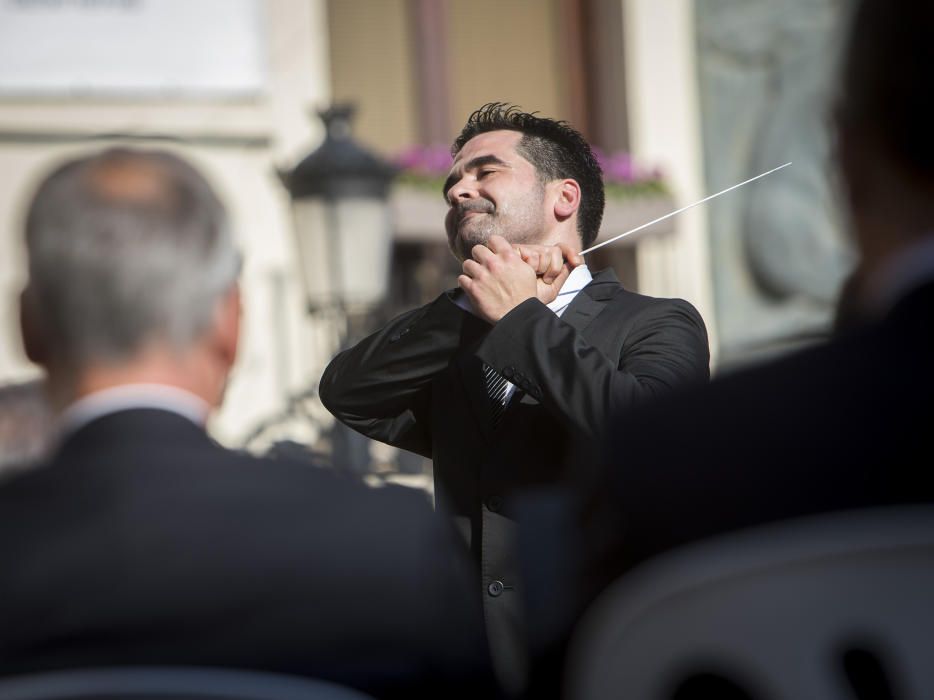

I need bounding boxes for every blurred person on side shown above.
[579,0,934,606]
[0,148,492,699]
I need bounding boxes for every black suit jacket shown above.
[319,269,710,684]
[0,409,491,699]
[581,279,934,604]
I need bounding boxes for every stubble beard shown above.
[448,187,546,262]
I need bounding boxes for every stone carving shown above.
[697,0,855,368]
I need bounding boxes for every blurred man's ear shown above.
[195,284,241,410]
[19,287,47,367]
[213,284,241,371]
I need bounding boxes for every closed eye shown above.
[443,154,508,202]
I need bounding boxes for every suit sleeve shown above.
[474,295,709,441]
[318,292,484,458]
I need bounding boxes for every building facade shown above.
[1,0,846,464]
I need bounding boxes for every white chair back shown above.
[567,506,934,700]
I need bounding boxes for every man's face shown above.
[443,130,548,261]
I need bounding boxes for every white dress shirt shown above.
[58,383,210,440]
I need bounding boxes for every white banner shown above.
[0,0,266,96]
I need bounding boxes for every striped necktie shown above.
[483,363,510,428]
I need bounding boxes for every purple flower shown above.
[394,148,425,170]
[605,153,635,183]
[392,145,452,176]
[392,145,664,191]
[593,148,662,184]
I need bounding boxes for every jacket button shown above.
[486,495,503,512]
[487,580,505,597]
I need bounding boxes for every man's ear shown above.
[19,287,47,366]
[211,284,241,370]
[552,179,581,221]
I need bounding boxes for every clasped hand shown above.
[458,235,582,324]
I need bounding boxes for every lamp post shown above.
[278,104,397,472]
[281,104,396,315]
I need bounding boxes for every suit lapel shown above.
[502,269,619,415]
[457,268,622,436]
[559,267,620,336]
[560,290,605,335]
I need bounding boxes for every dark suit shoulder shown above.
[585,312,934,591]
[608,286,703,323]
[5,408,437,539]
[605,316,933,506]
[584,269,706,327]
[0,409,490,692]
[612,330,869,447]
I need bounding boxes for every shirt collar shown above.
[58,383,210,439]
[547,264,593,317]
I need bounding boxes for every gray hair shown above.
[23,148,241,372]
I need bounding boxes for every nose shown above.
[446,175,476,205]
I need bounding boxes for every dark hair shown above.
[452,103,605,248]
[838,0,934,176]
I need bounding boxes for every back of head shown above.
[837,0,934,201]
[22,148,240,378]
[452,102,605,249]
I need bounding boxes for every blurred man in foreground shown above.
[580,0,934,605]
[0,148,490,698]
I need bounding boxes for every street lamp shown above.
[281,104,396,315]
[273,104,396,473]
